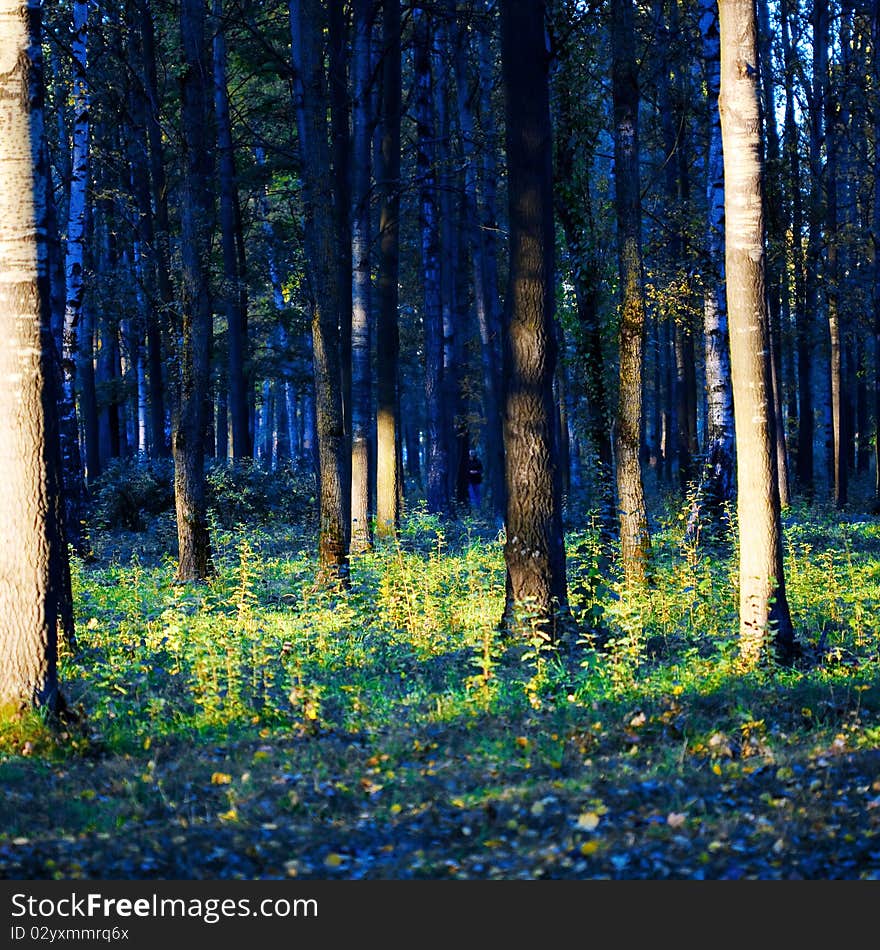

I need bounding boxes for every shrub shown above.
[89,458,175,531]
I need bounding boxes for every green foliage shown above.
[205,460,316,529]
[5,507,880,878]
[89,459,174,531]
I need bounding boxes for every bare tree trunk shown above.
[376,0,402,538]
[611,0,650,585]
[719,0,795,666]
[173,0,214,582]
[499,0,568,640]
[290,0,350,583]
[453,6,505,519]
[213,0,251,459]
[58,0,90,554]
[0,0,70,713]
[414,7,450,517]
[350,0,373,553]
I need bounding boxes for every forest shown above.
[2,0,880,883]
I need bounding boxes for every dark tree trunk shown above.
[213,0,251,459]
[499,0,568,640]
[173,0,214,582]
[290,0,350,584]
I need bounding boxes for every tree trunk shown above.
[0,0,69,714]
[376,0,402,538]
[350,0,373,553]
[499,0,568,640]
[213,0,251,459]
[611,0,650,585]
[173,0,214,582]
[719,0,795,666]
[290,0,350,584]
[414,8,450,517]
[453,7,505,520]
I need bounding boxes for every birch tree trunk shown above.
[350,0,373,552]
[719,0,795,666]
[691,0,735,535]
[0,0,70,713]
[59,0,90,553]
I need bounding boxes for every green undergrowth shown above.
[3,502,880,878]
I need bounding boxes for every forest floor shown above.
[3,472,880,880]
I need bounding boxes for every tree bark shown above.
[611,0,650,585]
[376,0,402,538]
[719,0,795,666]
[173,0,214,582]
[350,0,373,553]
[213,0,251,460]
[290,0,350,584]
[499,0,568,640]
[414,8,451,517]
[0,0,69,714]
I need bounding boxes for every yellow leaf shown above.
[218,808,238,822]
[712,762,722,776]
[324,852,345,868]
[580,840,601,856]
[389,803,402,815]
[576,811,600,831]
[211,772,233,785]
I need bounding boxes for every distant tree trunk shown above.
[476,3,506,523]
[756,0,791,510]
[329,0,352,533]
[453,7,504,519]
[873,0,880,506]
[414,8,450,517]
[125,2,166,459]
[0,0,70,713]
[173,0,214,581]
[290,0,350,583]
[499,0,568,640]
[552,57,615,537]
[719,0,795,666]
[691,0,735,533]
[350,0,373,553]
[213,0,251,460]
[611,0,650,584]
[58,0,90,554]
[376,0,402,538]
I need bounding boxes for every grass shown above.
[3,494,880,879]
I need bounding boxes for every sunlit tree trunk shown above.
[173,0,214,581]
[611,0,650,585]
[719,0,795,666]
[499,0,568,640]
[376,0,402,538]
[0,0,70,713]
